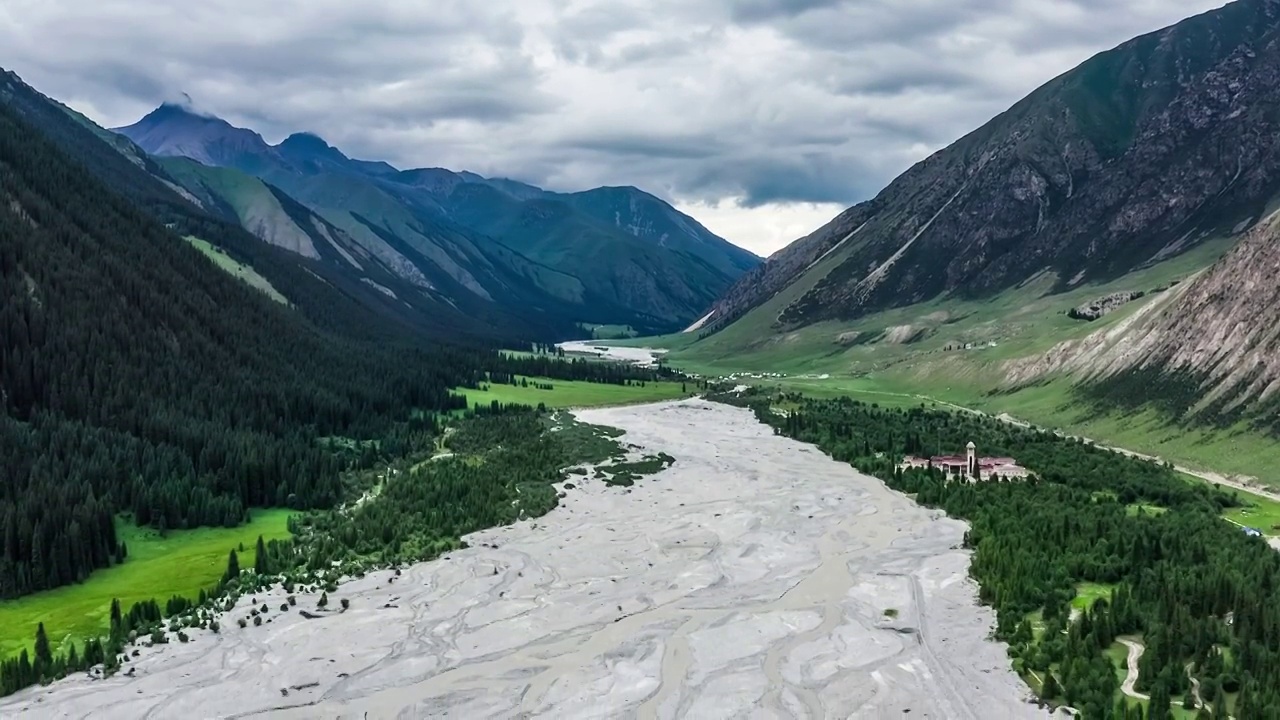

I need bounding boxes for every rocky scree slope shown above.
[1004,208,1280,426]
[700,0,1280,335]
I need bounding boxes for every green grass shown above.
[1071,582,1115,611]
[456,376,695,409]
[676,231,1231,376]
[1223,492,1280,535]
[1104,641,1129,685]
[578,323,639,340]
[0,509,292,661]
[184,236,289,305]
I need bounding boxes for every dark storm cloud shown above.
[0,0,1229,252]
[705,154,880,207]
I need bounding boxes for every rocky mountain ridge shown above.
[115,105,759,333]
[701,0,1280,337]
[0,69,564,341]
[1001,206,1280,427]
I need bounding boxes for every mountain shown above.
[0,83,507,600]
[115,105,759,333]
[0,70,567,343]
[699,0,1280,335]
[1006,209,1280,430]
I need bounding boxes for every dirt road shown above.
[1119,638,1148,701]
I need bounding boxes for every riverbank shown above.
[0,399,1044,718]
[0,509,291,662]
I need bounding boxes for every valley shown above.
[454,375,693,409]
[0,400,1042,719]
[7,0,1280,717]
[646,231,1280,494]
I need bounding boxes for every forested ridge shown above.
[729,391,1280,719]
[0,69,575,344]
[296,410,628,566]
[0,96,484,598]
[0,93,672,604]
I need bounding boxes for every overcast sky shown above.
[2,0,1227,255]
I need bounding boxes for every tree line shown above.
[0,96,673,601]
[0,403,625,697]
[734,391,1280,719]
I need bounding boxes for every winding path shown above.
[1186,662,1204,709]
[1119,638,1148,701]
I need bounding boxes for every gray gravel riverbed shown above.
[3,399,1047,719]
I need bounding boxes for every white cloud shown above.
[0,0,1229,253]
[676,198,848,257]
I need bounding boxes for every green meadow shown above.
[184,235,288,305]
[0,509,292,661]
[457,376,695,409]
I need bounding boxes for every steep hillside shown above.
[158,156,323,258]
[1004,207,1280,431]
[0,69,560,342]
[701,0,1280,335]
[557,186,759,277]
[116,106,758,332]
[0,91,498,600]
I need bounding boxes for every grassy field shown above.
[456,376,695,409]
[184,236,289,305]
[0,509,292,661]
[1224,492,1280,534]
[672,233,1231,376]
[578,323,639,340]
[1071,582,1115,611]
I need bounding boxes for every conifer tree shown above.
[109,598,122,638]
[33,623,51,672]
[224,550,240,582]
[1040,670,1059,700]
[254,535,270,575]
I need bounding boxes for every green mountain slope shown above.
[0,69,565,342]
[701,0,1280,335]
[115,106,759,333]
[669,0,1280,482]
[0,90,499,604]
[158,157,323,259]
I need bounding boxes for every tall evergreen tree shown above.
[224,550,240,582]
[32,623,51,672]
[254,536,270,575]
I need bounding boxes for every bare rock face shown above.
[1085,210,1280,416]
[703,0,1280,332]
[1069,291,1146,321]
